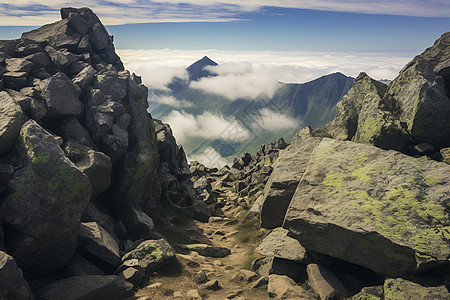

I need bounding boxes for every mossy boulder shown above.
[322,72,409,152]
[119,239,174,275]
[0,120,92,276]
[383,278,449,299]
[262,132,449,277]
[321,32,450,151]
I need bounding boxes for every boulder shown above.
[383,278,449,299]
[307,264,347,300]
[0,251,33,300]
[63,254,106,277]
[120,239,175,274]
[0,120,92,276]
[123,203,155,240]
[0,91,24,155]
[260,128,321,229]
[5,57,34,73]
[275,135,450,276]
[40,72,83,118]
[200,280,221,291]
[78,222,120,268]
[81,202,116,237]
[93,72,127,101]
[76,150,112,195]
[3,71,28,90]
[72,65,97,92]
[268,274,314,299]
[253,256,308,283]
[256,227,307,262]
[58,117,96,148]
[38,275,134,300]
[117,267,144,286]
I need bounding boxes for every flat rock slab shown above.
[38,275,134,300]
[273,134,450,276]
[184,244,231,258]
[79,222,120,267]
[256,227,307,262]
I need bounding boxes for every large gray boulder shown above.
[260,127,321,229]
[40,72,83,118]
[0,91,24,155]
[38,275,134,300]
[261,130,450,277]
[0,120,92,276]
[0,251,33,300]
[306,264,347,300]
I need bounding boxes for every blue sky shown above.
[0,1,449,52]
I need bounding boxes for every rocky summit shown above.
[0,6,449,300]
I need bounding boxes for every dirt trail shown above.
[136,204,269,300]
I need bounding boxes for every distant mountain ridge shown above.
[149,57,354,162]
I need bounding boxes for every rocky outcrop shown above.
[0,6,183,298]
[320,32,450,156]
[260,129,449,277]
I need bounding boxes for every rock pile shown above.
[0,7,184,298]
[189,137,288,223]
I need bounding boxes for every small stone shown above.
[200,280,221,291]
[186,289,202,300]
[307,263,347,300]
[173,291,183,298]
[193,270,208,284]
[148,282,162,288]
[213,260,223,266]
[250,276,268,289]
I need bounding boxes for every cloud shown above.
[188,147,231,168]
[120,61,188,91]
[250,108,300,132]
[148,93,192,108]
[189,64,282,100]
[0,0,449,26]
[119,48,413,83]
[162,110,250,144]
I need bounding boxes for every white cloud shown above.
[119,48,413,83]
[148,93,192,108]
[120,62,188,91]
[162,110,250,143]
[251,108,300,132]
[188,147,231,168]
[0,0,449,26]
[190,67,282,100]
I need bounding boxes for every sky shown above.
[1,1,449,166]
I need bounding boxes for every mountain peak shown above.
[187,56,218,81]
